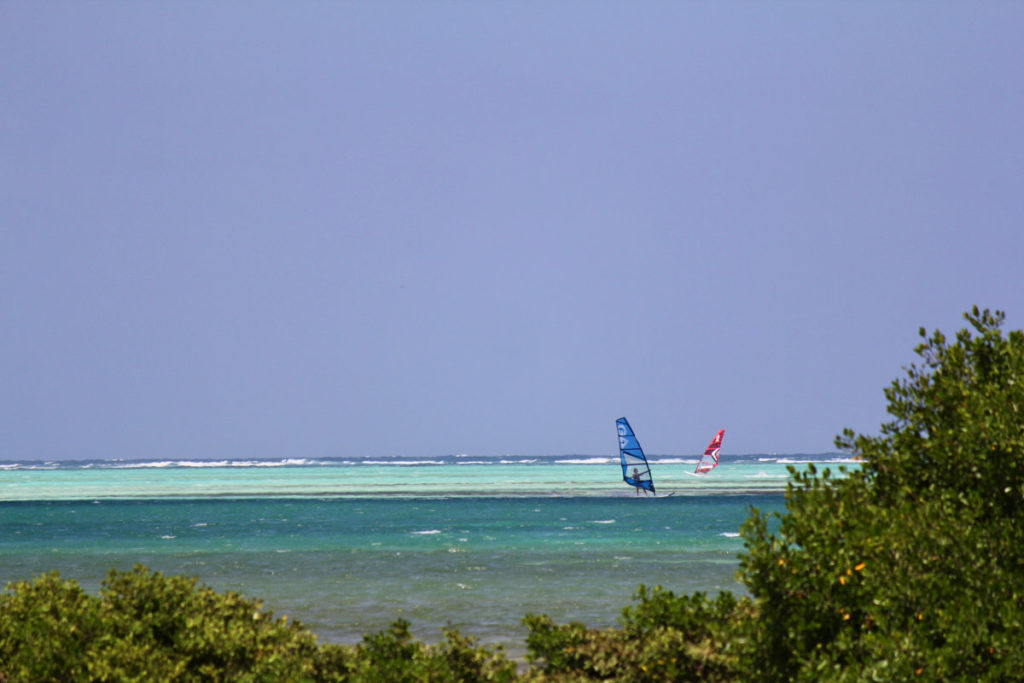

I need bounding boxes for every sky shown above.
[3,3,1023,461]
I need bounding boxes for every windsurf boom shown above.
[617,417,655,494]
[694,429,725,475]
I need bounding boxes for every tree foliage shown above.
[739,307,1024,679]
[0,566,515,682]
[524,587,751,681]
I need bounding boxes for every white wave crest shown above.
[747,472,789,479]
[363,460,445,466]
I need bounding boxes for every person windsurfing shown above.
[632,467,650,495]
[618,417,655,496]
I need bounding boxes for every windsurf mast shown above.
[617,417,655,494]
[694,429,725,475]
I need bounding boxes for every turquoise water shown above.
[0,456,809,500]
[0,455,851,655]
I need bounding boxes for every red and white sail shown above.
[694,429,725,475]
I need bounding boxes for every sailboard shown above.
[694,429,725,475]
[617,417,656,494]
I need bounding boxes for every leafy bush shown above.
[523,588,750,681]
[342,619,516,683]
[0,566,514,682]
[0,571,108,681]
[739,307,1024,679]
[0,565,330,681]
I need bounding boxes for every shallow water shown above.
[0,455,850,654]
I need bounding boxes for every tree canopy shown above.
[739,307,1024,679]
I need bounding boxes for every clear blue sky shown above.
[3,3,1023,461]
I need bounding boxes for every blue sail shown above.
[617,417,655,494]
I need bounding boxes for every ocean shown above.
[0,454,853,657]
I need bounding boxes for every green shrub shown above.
[0,566,513,682]
[739,307,1024,679]
[0,571,108,681]
[342,619,516,683]
[0,565,328,682]
[523,588,750,681]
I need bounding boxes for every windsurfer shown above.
[618,417,656,496]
